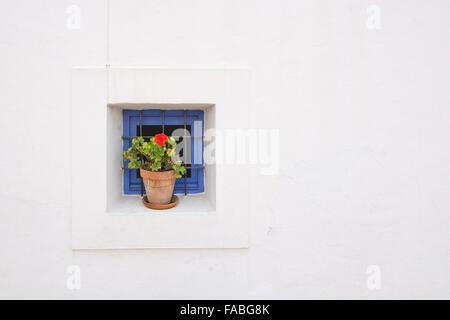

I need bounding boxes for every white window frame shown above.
[71,67,250,249]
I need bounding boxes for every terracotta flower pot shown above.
[140,168,176,204]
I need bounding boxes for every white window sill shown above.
[108,194,215,215]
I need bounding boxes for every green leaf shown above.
[168,137,176,146]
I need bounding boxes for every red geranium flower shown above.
[154,133,168,146]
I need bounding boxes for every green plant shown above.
[123,133,186,178]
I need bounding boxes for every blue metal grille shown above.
[122,109,204,195]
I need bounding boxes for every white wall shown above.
[1,0,450,299]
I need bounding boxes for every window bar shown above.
[184,109,187,196]
[161,110,165,133]
[202,115,205,190]
[139,110,143,197]
[122,135,204,139]
[122,165,205,170]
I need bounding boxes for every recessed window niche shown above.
[107,103,216,214]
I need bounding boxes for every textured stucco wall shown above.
[1,0,450,299]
